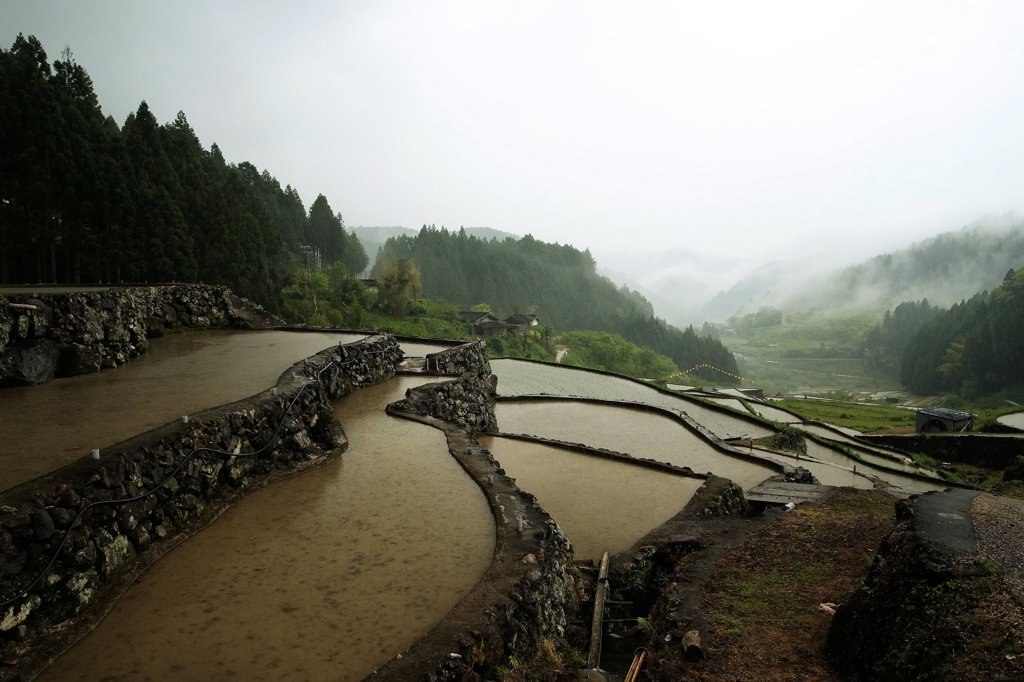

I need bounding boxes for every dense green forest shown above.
[0,35,366,307]
[860,268,1024,397]
[373,226,740,382]
[899,267,1024,396]
[863,300,942,376]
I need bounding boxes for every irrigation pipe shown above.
[1,338,391,609]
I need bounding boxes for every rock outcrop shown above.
[826,488,1018,680]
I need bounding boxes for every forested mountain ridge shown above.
[373,226,740,381]
[699,215,1024,321]
[0,35,366,307]
[896,266,1024,396]
[352,225,517,276]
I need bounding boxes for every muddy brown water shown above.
[491,359,774,440]
[495,401,777,490]
[40,375,494,682]
[479,435,704,561]
[0,330,371,492]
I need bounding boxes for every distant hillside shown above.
[699,215,1024,321]
[373,226,740,382]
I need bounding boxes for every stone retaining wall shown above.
[424,340,491,376]
[400,372,499,433]
[0,284,282,385]
[0,335,401,676]
[860,433,1024,469]
[827,489,988,680]
[374,414,581,681]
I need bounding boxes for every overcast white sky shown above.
[4,0,1024,269]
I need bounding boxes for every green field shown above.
[773,398,916,433]
[719,310,902,396]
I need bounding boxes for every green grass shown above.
[361,310,471,339]
[717,561,831,632]
[774,398,915,433]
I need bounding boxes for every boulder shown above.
[0,339,61,385]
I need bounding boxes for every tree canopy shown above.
[899,266,1024,396]
[0,35,360,311]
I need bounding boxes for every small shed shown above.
[915,407,974,433]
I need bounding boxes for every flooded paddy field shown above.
[491,359,774,440]
[495,400,777,490]
[479,435,703,561]
[800,441,944,494]
[0,330,369,492]
[42,375,494,682]
[705,397,747,411]
[998,412,1024,431]
[394,340,458,358]
[796,423,942,479]
[747,402,803,423]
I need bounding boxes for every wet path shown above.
[0,330,368,492]
[479,436,703,561]
[491,359,774,440]
[41,374,495,682]
[495,400,777,490]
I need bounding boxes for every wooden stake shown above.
[587,552,610,670]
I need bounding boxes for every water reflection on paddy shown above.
[479,436,703,561]
[491,359,773,440]
[42,376,494,682]
[748,403,803,423]
[0,330,369,492]
[496,400,777,490]
[998,412,1024,430]
[397,340,458,357]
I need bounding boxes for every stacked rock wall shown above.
[0,335,401,675]
[0,285,282,385]
[860,433,1024,469]
[424,340,491,376]
[400,372,499,433]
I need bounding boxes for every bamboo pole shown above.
[625,648,647,682]
[587,551,610,670]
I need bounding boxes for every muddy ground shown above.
[567,488,898,681]
[565,485,1024,682]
